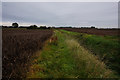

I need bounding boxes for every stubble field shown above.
[2,29,53,78]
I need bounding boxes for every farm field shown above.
[2,29,53,78]
[61,28,120,36]
[2,28,120,78]
[2,2,120,79]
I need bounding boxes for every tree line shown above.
[2,22,52,29]
[1,22,97,29]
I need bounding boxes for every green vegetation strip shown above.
[60,29,120,76]
[27,30,116,78]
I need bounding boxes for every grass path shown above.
[27,30,116,78]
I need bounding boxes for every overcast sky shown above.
[2,2,118,28]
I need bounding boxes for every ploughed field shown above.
[61,28,120,36]
[2,29,53,78]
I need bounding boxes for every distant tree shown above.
[27,25,38,29]
[2,25,8,28]
[59,27,62,28]
[40,26,47,29]
[68,26,72,28]
[81,27,85,28]
[48,27,51,29]
[12,23,19,28]
[91,26,95,28]
[9,26,13,28]
[30,25,38,28]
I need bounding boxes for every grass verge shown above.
[27,30,117,78]
[60,29,120,76]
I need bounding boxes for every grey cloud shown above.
[2,2,118,28]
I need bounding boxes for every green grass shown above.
[27,30,78,78]
[60,29,79,35]
[103,35,120,41]
[77,33,120,75]
[65,38,115,78]
[27,30,117,78]
[60,29,120,76]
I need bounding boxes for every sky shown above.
[1,2,118,28]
